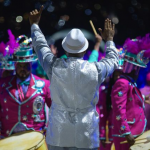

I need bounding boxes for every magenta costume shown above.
[111,75,146,150]
[0,74,51,138]
[98,86,113,150]
[111,34,150,150]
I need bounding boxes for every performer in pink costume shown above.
[111,35,150,150]
[140,72,150,130]
[0,33,51,139]
[99,48,124,150]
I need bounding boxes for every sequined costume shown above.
[31,24,118,149]
[98,86,113,150]
[0,74,51,138]
[111,75,146,150]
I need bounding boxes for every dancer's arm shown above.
[88,34,102,62]
[29,6,56,79]
[95,19,118,84]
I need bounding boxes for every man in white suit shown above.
[29,6,118,150]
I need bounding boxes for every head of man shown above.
[16,62,31,80]
[62,28,88,58]
[113,70,122,82]
[123,61,140,81]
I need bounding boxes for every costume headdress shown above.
[11,35,37,62]
[0,29,18,70]
[123,35,150,68]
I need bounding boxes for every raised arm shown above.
[88,34,102,62]
[29,6,56,79]
[95,19,118,84]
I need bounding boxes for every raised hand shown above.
[29,5,44,26]
[95,34,102,43]
[98,18,115,42]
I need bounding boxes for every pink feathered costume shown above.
[111,75,146,150]
[0,74,51,138]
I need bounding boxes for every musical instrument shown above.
[111,143,115,150]
[89,20,97,36]
[120,130,150,150]
[0,131,48,150]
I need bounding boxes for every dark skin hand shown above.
[29,5,44,26]
[98,18,115,42]
[125,134,135,146]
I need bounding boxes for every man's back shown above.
[31,23,118,148]
[50,58,99,108]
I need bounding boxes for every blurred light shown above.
[112,17,119,24]
[58,19,65,26]
[128,7,134,13]
[0,0,4,2]
[60,15,69,21]
[47,5,55,12]
[60,1,66,8]
[101,10,108,18]
[76,4,84,10]
[136,3,141,9]
[3,0,11,6]
[23,13,29,21]
[0,17,5,23]
[94,4,101,10]
[131,0,137,6]
[85,9,92,15]
[16,16,23,23]
[116,3,123,9]
[132,14,138,20]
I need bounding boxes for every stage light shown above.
[0,16,5,23]
[16,16,23,23]
[58,19,65,26]
[112,17,119,24]
[85,9,92,16]
[47,5,55,12]
[94,4,101,10]
[3,0,11,6]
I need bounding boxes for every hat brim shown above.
[0,67,15,70]
[9,54,38,63]
[62,37,89,54]
[124,59,147,68]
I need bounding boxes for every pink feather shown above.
[7,29,19,55]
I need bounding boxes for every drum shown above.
[130,130,150,150]
[111,143,115,150]
[0,131,48,150]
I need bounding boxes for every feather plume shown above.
[7,29,19,55]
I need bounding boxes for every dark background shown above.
[0,0,150,87]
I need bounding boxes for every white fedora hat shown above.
[62,28,89,54]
